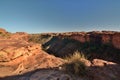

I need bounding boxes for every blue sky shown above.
[0,0,120,33]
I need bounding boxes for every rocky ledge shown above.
[0,39,63,77]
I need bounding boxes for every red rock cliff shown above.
[60,31,120,49]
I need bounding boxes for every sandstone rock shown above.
[43,31,120,64]
[58,31,120,49]
[92,59,116,66]
[70,34,86,43]
[0,40,29,62]
[88,59,120,80]
[0,28,7,34]
[0,29,120,80]
[10,32,29,41]
[81,58,91,66]
[112,33,120,49]
[0,39,63,77]
[101,34,112,44]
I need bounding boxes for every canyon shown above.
[0,28,120,80]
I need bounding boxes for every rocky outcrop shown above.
[10,32,29,41]
[0,39,63,77]
[0,40,30,62]
[69,32,86,43]
[0,28,7,34]
[67,31,120,49]
[88,59,120,80]
[1,58,120,80]
[0,28,29,40]
[91,59,116,66]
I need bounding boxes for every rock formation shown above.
[29,31,120,50]
[0,29,120,80]
[0,39,63,77]
[0,29,63,78]
[42,31,120,63]
[0,28,7,34]
[56,31,120,49]
[10,32,29,41]
[88,59,120,80]
[1,58,120,80]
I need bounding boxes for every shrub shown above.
[64,51,86,61]
[62,51,87,76]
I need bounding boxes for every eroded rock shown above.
[0,39,63,77]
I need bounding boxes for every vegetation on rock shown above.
[62,51,87,76]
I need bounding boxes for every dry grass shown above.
[65,51,86,61]
[62,51,87,76]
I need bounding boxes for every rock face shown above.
[30,31,120,49]
[43,31,120,63]
[43,31,119,49]
[0,40,30,62]
[112,33,120,49]
[0,39,63,77]
[67,31,120,49]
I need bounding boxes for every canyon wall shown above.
[58,31,120,49]
[42,31,120,63]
